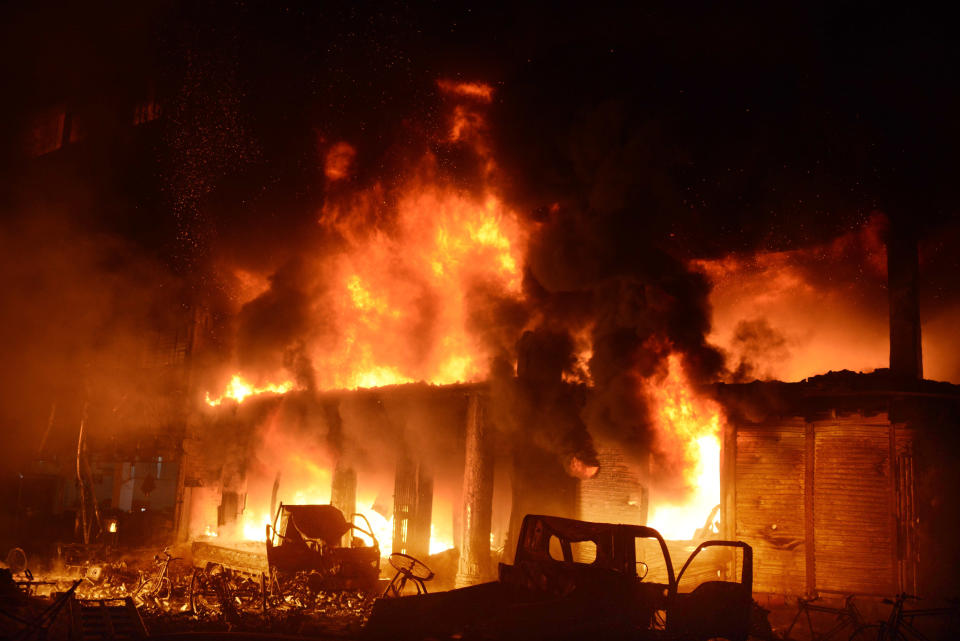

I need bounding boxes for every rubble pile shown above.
[138,586,376,638]
[2,546,379,639]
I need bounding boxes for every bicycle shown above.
[133,547,182,602]
[785,594,872,641]
[851,593,960,641]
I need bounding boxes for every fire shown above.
[563,323,595,385]
[319,186,524,390]
[693,214,891,382]
[199,78,726,555]
[207,80,525,400]
[644,353,723,540]
[324,141,356,181]
[205,374,294,406]
[236,478,454,558]
[436,79,494,103]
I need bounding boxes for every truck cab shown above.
[366,513,753,641]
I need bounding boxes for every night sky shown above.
[3,3,958,240]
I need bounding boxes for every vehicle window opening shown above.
[548,534,566,561]
[547,534,599,564]
[570,540,597,564]
[634,536,669,583]
[677,545,744,593]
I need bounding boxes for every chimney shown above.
[887,220,923,380]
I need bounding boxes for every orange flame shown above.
[437,79,494,103]
[644,353,722,540]
[201,78,728,550]
[318,185,525,390]
[324,141,356,181]
[692,214,890,382]
[207,80,523,400]
[205,374,294,406]
[235,457,455,556]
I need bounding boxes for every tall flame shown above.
[206,80,523,402]
[318,186,525,390]
[645,353,723,540]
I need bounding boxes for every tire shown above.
[190,567,220,614]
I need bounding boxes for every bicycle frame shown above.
[876,594,959,641]
[786,594,867,641]
[135,549,180,599]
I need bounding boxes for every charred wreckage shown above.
[2,508,757,641]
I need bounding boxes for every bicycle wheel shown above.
[848,623,882,641]
[190,567,222,614]
[5,548,27,575]
[134,578,160,607]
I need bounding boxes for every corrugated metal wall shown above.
[731,412,910,597]
[735,419,807,595]
[894,425,918,595]
[812,415,896,595]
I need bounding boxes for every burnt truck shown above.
[365,514,753,641]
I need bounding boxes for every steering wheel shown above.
[383,553,434,597]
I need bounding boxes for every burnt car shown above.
[266,503,381,593]
[190,503,382,613]
[365,514,752,641]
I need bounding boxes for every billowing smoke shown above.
[0,212,185,475]
[728,318,792,382]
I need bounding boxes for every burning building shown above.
[1,5,960,639]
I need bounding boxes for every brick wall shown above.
[577,445,647,526]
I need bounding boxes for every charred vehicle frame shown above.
[365,514,753,641]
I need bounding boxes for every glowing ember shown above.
[205,374,294,406]
[324,141,356,181]
[568,455,600,480]
[436,79,494,103]
[644,353,723,540]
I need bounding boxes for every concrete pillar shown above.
[888,222,923,380]
[331,464,357,546]
[456,392,495,587]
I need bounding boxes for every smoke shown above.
[728,318,792,382]
[0,212,184,475]
[485,88,729,483]
[699,214,886,382]
[234,258,321,384]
